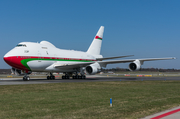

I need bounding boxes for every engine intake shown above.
[86,66,97,74]
[86,63,101,75]
[129,60,141,71]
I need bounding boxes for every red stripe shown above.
[151,108,180,119]
[95,36,102,39]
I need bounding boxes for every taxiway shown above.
[0,76,180,85]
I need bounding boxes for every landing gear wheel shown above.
[50,76,55,80]
[78,75,82,79]
[26,76,30,81]
[66,76,69,79]
[23,76,30,81]
[72,75,86,79]
[23,76,26,81]
[47,76,50,80]
[73,75,78,79]
[62,75,69,79]
[47,74,55,80]
[82,75,86,79]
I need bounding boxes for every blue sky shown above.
[0,0,179,69]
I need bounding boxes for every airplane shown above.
[3,26,175,81]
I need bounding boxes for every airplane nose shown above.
[3,56,12,64]
[3,53,28,70]
[3,51,13,64]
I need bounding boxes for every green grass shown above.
[0,81,180,119]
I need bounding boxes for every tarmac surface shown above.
[0,75,180,85]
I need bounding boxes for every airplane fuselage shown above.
[3,26,175,81]
[4,41,98,72]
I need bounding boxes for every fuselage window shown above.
[16,44,27,47]
[24,50,29,53]
[42,47,47,49]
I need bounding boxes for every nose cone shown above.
[4,56,11,64]
[4,48,26,70]
[3,53,12,66]
[3,49,18,67]
[3,52,28,70]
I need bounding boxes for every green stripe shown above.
[21,58,94,70]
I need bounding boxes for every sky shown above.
[0,0,179,69]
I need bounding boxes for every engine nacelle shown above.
[129,60,142,71]
[11,68,32,76]
[86,63,101,75]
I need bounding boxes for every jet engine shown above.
[129,60,142,71]
[86,63,101,75]
[11,68,32,76]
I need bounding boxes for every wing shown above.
[96,55,134,61]
[54,62,94,69]
[98,57,176,66]
[53,57,175,69]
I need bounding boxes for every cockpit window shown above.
[16,44,27,47]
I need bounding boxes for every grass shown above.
[0,81,180,119]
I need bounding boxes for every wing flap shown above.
[96,55,134,61]
[54,62,94,69]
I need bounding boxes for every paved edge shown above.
[142,106,180,119]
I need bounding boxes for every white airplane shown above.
[4,26,175,81]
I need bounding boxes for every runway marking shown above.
[151,108,180,119]
[86,77,96,78]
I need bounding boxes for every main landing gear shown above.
[47,72,55,80]
[61,72,86,79]
[62,74,70,79]
[72,75,86,79]
[62,74,86,79]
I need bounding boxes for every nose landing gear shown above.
[23,75,30,81]
[22,70,32,81]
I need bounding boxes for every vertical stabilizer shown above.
[87,26,104,56]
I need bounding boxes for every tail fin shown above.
[87,26,104,56]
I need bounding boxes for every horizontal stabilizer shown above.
[96,55,134,61]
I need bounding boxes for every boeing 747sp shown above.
[4,26,175,81]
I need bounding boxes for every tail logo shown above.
[95,36,102,40]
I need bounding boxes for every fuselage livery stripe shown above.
[5,56,96,71]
